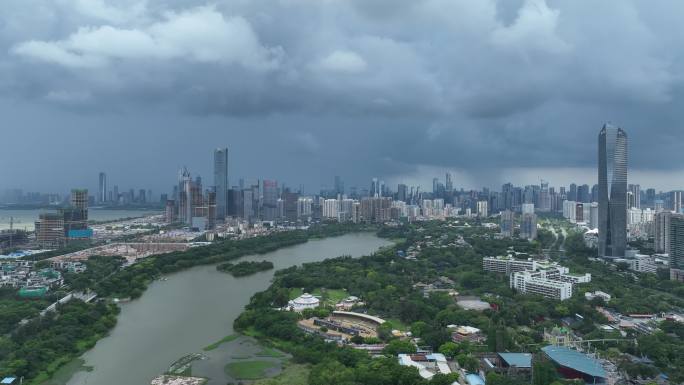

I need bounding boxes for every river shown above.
[61,232,391,385]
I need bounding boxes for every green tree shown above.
[382,339,417,356]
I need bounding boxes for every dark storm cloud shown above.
[1,0,684,192]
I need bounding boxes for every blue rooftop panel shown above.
[541,346,607,378]
[466,374,485,385]
[498,352,532,368]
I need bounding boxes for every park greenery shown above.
[0,300,119,382]
[233,219,684,384]
[217,260,274,277]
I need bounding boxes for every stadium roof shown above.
[498,352,532,368]
[541,346,607,378]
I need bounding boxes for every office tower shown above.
[539,181,550,212]
[178,167,193,224]
[397,184,408,203]
[655,211,672,254]
[138,189,146,203]
[669,215,684,281]
[379,180,386,197]
[213,148,229,220]
[98,172,107,203]
[568,183,578,202]
[670,191,682,213]
[591,184,599,203]
[628,184,641,209]
[598,123,628,258]
[521,212,537,240]
[500,210,514,237]
[334,176,344,196]
[445,172,453,192]
[282,189,300,221]
[646,188,656,208]
[262,180,278,221]
[370,178,379,197]
[113,185,119,204]
[432,178,439,194]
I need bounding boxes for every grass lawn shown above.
[251,364,309,385]
[203,334,240,351]
[256,347,286,358]
[385,318,408,331]
[224,360,279,380]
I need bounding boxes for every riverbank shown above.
[24,229,389,385]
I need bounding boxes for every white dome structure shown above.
[287,293,320,311]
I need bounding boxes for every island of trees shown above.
[217,260,274,277]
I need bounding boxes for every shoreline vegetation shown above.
[216,260,274,277]
[0,223,378,384]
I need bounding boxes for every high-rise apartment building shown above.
[500,210,514,237]
[628,184,641,209]
[598,123,627,258]
[214,148,229,220]
[655,211,672,254]
[35,213,65,248]
[669,214,684,282]
[521,213,537,240]
[262,180,278,221]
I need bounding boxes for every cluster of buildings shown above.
[483,256,591,301]
[499,203,538,240]
[0,260,74,298]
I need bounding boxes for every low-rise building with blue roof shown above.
[541,345,607,384]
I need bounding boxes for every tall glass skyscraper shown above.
[214,148,229,220]
[598,123,627,258]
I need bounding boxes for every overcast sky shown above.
[1,0,683,194]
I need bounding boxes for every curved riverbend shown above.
[63,233,391,385]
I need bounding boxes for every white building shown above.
[589,203,599,230]
[398,353,451,380]
[483,256,536,275]
[511,271,573,301]
[323,199,339,219]
[287,293,320,311]
[522,203,535,215]
[477,201,488,217]
[563,200,577,222]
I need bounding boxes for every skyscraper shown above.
[598,123,628,258]
[445,172,453,192]
[214,148,229,220]
[669,214,684,282]
[655,211,672,254]
[98,172,107,203]
[334,176,344,196]
[628,184,641,209]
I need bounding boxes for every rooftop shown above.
[498,352,532,368]
[541,346,607,379]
